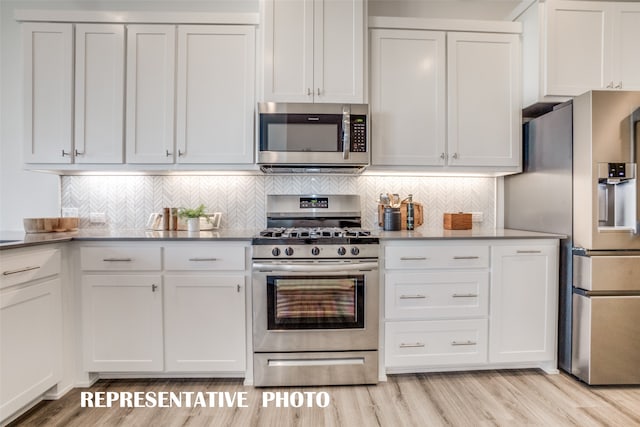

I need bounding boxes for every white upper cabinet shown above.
[126,25,176,164]
[370,29,446,166]
[545,1,610,96]
[262,0,364,103]
[22,23,73,163]
[370,25,521,171]
[447,32,520,167]
[525,0,640,101]
[611,4,640,91]
[176,25,255,164]
[74,24,124,164]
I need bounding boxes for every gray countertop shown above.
[0,227,565,250]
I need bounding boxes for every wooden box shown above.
[378,202,423,230]
[443,213,472,230]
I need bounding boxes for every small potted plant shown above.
[178,204,207,232]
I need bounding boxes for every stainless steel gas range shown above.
[251,195,379,387]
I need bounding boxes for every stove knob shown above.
[285,247,294,256]
[337,247,347,256]
[311,247,320,256]
[351,247,360,256]
[271,247,281,256]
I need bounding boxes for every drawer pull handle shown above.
[451,340,477,346]
[151,284,158,292]
[188,258,219,262]
[399,342,425,348]
[516,250,541,254]
[2,265,40,276]
[400,294,427,299]
[452,293,478,298]
[103,258,132,262]
[453,256,479,260]
[400,257,428,261]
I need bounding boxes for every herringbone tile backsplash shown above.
[61,175,496,230]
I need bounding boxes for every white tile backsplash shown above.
[61,175,496,230]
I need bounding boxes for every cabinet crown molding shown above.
[369,16,522,34]
[14,10,259,25]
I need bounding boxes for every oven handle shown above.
[252,262,378,273]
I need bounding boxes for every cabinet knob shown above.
[178,150,184,157]
[452,153,459,160]
[307,88,312,96]
[151,284,158,292]
[440,153,446,160]
[317,88,321,96]
[75,149,84,156]
[61,150,70,157]
[165,150,172,157]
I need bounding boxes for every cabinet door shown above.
[176,26,255,164]
[370,29,446,166]
[82,275,163,371]
[164,275,246,372]
[612,3,640,91]
[545,1,611,96]
[262,0,314,102]
[489,245,558,363]
[0,278,61,421]
[75,24,124,164]
[126,25,176,164]
[314,0,364,103]
[447,32,520,167]
[22,23,73,163]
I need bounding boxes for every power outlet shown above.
[471,212,484,223]
[62,207,79,217]
[89,212,106,224]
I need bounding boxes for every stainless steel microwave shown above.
[257,102,369,173]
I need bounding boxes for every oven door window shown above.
[259,114,343,152]
[266,275,364,330]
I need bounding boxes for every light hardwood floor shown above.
[9,370,640,426]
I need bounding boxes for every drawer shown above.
[80,247,161,271]
[0,249,61,290]
[385,245,489,269]
[385,271,489,319]
[385,319,488,368]
[164,245,246,271]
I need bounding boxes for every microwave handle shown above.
[342,105,350,160]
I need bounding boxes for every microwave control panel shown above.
[350,115,367,152]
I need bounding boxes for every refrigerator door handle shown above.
[633,107,640,235]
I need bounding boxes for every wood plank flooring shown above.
[9,370,640,427]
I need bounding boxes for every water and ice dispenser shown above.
[597,162,637,230]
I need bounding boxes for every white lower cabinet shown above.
[82,274,163,371]
[80,242,248,375]
[489,244,558,363]
[383,239,559,373]
[164,275,245,372]
[0,248,62,423]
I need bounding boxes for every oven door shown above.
[252,260,378,352]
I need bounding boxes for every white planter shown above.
[187,218,200,233]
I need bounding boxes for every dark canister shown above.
[383,207,401,231]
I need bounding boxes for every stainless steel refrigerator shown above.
[505,90,640,385]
